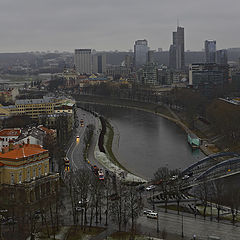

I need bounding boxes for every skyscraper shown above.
[205,40,216,63]
[92,54,106,74]
[134,40,148,68]
[176,27,185,70]
[169,26,185,70]
[216,49,228,65]
[74,49,92,74]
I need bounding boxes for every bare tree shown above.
[212,180,224,222]
[154,167,180,213]
[225,186,240,225]
[196,180,210,220]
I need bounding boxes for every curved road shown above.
[66,108,104,171]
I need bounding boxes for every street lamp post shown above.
[157,211,159,234]
[152,188,155,210]
[181,212,184,238]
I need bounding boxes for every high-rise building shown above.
[124,55,134,69]
[147,50,155,64]
[74,49,92,74]
[176,27,185,70]
[216,49,228,65]
[169,44,176,69]
[169,26,185,70]
[205,40,216,63]
[92,54,106,74]
[134,40,148,68]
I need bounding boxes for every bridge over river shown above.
[182,152,240,187]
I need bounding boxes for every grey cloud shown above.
[0,0,239,52]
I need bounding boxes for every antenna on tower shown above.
[177,18,179,27]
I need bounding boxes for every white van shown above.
[147,212,158,219]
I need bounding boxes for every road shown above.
[138,208,240,240]
[66,108,104,171]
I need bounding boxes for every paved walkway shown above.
[89,225,117,240]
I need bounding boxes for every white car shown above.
[143,209,154,215]
[146,185,156,191]
[170,175,178,181]
[147,212,158,219]
[182,175,190,180]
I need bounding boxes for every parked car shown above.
[146,185,156,191]
[143,209,154,215]
[147,212,158,219]
[182,175,190,180]
[75,207,84,212]
[2,218,17,225]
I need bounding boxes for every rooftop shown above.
[38,126,55,135]
[0,129,21,137]
[0,144,47,160]
[15,96,65,105]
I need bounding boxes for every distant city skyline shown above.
[0,0,240,52]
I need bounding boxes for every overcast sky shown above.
[0,0,239,52]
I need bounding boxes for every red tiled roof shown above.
[38,126,55,135]
[0,129,21,137]
[0,144,47,160]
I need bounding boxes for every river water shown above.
[81,103,205,180]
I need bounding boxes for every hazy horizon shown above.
[0,0,240,52]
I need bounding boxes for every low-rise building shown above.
[0,144,49,185]
[0,128,21,150]
[0,143,59,218]
[2,96,74,119]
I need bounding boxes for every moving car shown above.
[78,199,89,207]
[99,174,104,180]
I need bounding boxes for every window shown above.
[33,167,36,178]
[19,171,22,183]
[27,168,30,181]
[44,164,48,174]
[38,165,41,177]
[10,173,14,185]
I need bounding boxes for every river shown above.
[80,103,205,180]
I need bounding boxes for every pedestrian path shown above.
[88,225,117,240]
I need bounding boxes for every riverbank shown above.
[76,95,215,157]
[93,115,147,183]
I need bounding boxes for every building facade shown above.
[134,40,149,68]
[1,97,74,119]
[169,26,185,70]
[92,54,107,74]
[205,40,216,63]
[216,49,228,65]
[0,129,21,150]
[0,144,49,185]
[137,64,158,85]
[74,49,92,74]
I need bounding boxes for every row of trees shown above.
[196,179,240,225]
[206,99,240,144]
[65,169,143,233]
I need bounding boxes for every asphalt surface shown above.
[66,108,104,171]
